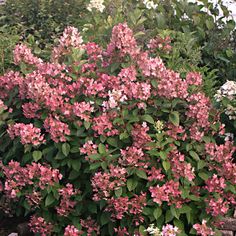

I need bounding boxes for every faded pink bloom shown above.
[44,116,70,143]
[14,44,43,66]
[56,183,79,217]
[29,215,53,236]
[161,224,179,236]
[193,220,215,236]
[80,217,100,236]
[7,123,45,146]
[64,225,83,236]
[186,72,202,86]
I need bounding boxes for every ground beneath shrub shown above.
[0,217,32,236]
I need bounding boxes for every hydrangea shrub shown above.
[0,23,235,236]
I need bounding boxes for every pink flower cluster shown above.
[119,146,148,168]
[80,217,100,236]
[186,93,210,128]
[44,116,71,143]
[131,123,152,149]
[14,44,43,66]
[157,70,188,99]
[64,225,83,236]
[56,183,79,216]
[149,180,182,207]
[161,224,179,236]
[148,35,172,53]
[186,72,202,86]
[52,26,83,62]
[7,123,45,146]
[0,71,23,99]
[80,140,98,157]
[0,160,62,199]
[91,165,127,201]
[29,215,53,236]
[168,149,195,181]
[0,99,7,112]
[193,220,215,236]
[105,193,146,225]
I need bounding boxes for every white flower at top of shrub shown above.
[87,0,105,12]
[214,80,236,101]
[145,224,161,235]
[143,0,158,10]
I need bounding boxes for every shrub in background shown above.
[0,23,235,236]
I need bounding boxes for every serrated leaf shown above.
[84,121,91,129]
[33,150,42,162]
[189,150,200,161]
[169,111,180,126]
[119,132,129,140]
[45,194,55,207]
[198,172,209,181]
[71,160,81,172]
[115,188,122,197]
[100,213,110,226]
[162,160,170,171]
[165,210,174,223]
[90,162,101,170]
[107,137,118,147]
[197,160,206,170]
[98,143,106,154]
[136,169,147,179]
[153,207,162,220]
[69,170,80,180]
[142,114,155,124]
[127,178,138,191]
[62,143,70,157]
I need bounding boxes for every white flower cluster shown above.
[215,80,236,120]
[145,224,161,236]
[87,0,105,13]
[215,80,236,101]
[143,0,158,10]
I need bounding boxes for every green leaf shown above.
[98,143,106,154]
[169,111,180,126]
[115,188,122,197]
[45,194,55,207]
[165,210,174,223]
[153,207,162,220]
[84,121,91,129]
[159,151,167,160]
[197,160,206,170]
[174,219,185,231]
[107,137,118,147]
[171,205,180,219]
[119,132,129,140]
[127,178,138,191]
[142,114,155,124]
[136,169,147,179]
[62,143,70,157]
[89,162,101,170]
[100,213,110,226]
[71,160,81,172]
[198,172,209,181]
[189,151,200,161]
[69,170,80,180]
[32,150,42,162]
[139,225,147,235]
[162,160,170,171]
[179,205,192,214]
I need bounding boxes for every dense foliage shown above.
[0,23,235,236]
